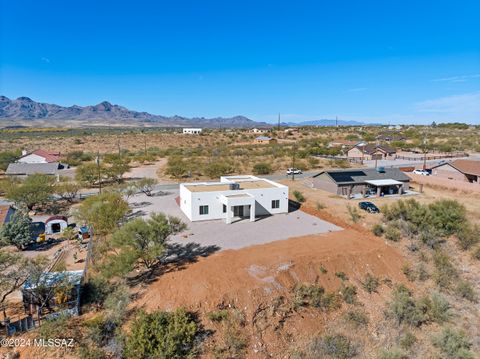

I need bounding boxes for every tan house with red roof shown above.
[430,159,480,184]
[18,149,61,164]
[347,143,396,161]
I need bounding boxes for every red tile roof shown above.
[31,149,61,163]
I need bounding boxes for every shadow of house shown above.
[288,199,302,212]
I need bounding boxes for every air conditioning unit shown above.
[229,183,240,190]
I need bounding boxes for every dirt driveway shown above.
[128,190,342,250]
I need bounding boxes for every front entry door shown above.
[233,205,244,217]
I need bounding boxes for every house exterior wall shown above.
[179,183,288,222]
[183,128,202,134]
[18,154,48,164]
[431,164,469,182]
[311,174,339,194]
[347,147,370,160]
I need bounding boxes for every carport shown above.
[219,193,255,224]
[365,179,403,196]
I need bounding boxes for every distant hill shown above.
[0,96,271,128]
[281,119,379,126]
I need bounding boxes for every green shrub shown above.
[372,224,384,236]
[399,331,417,350]
[335,271,348,281]
[378,348,407,359]
[320,265,328,274]
[455,281,477,302]
[315,334,358,358]
[293,284,341,311]
[207,309,229,322]
[402,264,416,282]
[125,308,198,359]
[341,284,358,304]
[385,225,401,242]
[362,273,380,293]
[344,310,369,328]
[433,251,458,289]
[293,190,306,203]
[432,327,474,359]
[456,225,480,251]
[252,162,272,175]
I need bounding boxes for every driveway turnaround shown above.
[129,190,342,251]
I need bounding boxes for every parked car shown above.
[358,201,380,213]
[287,168,302,175]
[412,169,430,176]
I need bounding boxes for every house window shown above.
[199,205,209,215]
[223,204,227,213]
[272,200,280,209]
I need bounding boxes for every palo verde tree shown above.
[134,178,158,197]
[0,211,33,249]
[75,192,130,236]
[4,174,55,210]
[0,251,30,319]
[100,213,186,279]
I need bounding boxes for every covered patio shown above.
[219,193,255,224]
[365,179,404,196]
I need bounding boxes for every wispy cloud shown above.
[414,92,480,118]
[432,74,480,83]
[41,57,51,63]
[347,87,368,93]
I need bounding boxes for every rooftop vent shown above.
[377,166,386,173]
[229,183,240,190]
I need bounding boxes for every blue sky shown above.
[1,0,479,124]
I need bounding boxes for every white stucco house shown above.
[18,149,61,164]
[179,175,289,224]
[182,128,202,135]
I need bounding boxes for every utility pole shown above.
[423,134,428,170]
[96,151,102,194]
[291,143,297,181]
[335,116,338,127]
[117,138,121,157]
[278,113,281,131]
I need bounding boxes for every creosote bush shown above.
[293,283,341,311]
[362,273,380,293]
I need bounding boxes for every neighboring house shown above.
[254,136,277,144]
[347,144,396,161]
[18,149,61,164]
[179,175,289,224]
[251,128,270,134]
[430,159,480,184]
[376,132,406,142]
[5,162,68,177]
[311,167,410,197]
[328,139,361,148]
[45,215,69,234]
[0,205,16,226]
[183,128,202,135]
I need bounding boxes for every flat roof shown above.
[365,179,403,186]
[185,179,276,192]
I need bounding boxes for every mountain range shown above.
[0,96,270,128]
[0,96,373,128]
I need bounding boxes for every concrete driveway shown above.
[128,190,342,251]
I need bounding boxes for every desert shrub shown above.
[341,284,358,304]
[125,308,198,359]
[378,348,407,359]
[456,225,480,251]
[335,272,348,281]
[346,205,361,223]
[207,309,229,322]
[432,251,458,289]
[372,224,384,236]
[399,331,417,350]
[416,263,430,281]
[252,162,272,175]
[473,246,480,261]
[432,327,474,359]
[455,281,477,302]
[316,201,326,210]
[385,225,401,242]
[402,264,416,282]
[422,292,451,324]
[293,190,306,203]
[362,273,380,293]
[313,334,358,358]
[293,284,341,311]
[428,200,466,237]
[204,161,234,178]
[319,265,328,274]
[344,310,369,328]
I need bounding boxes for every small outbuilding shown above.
[183,128,202,135]
[45,216,68,234]
[255,136,277,144]
[430,159,480,184]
